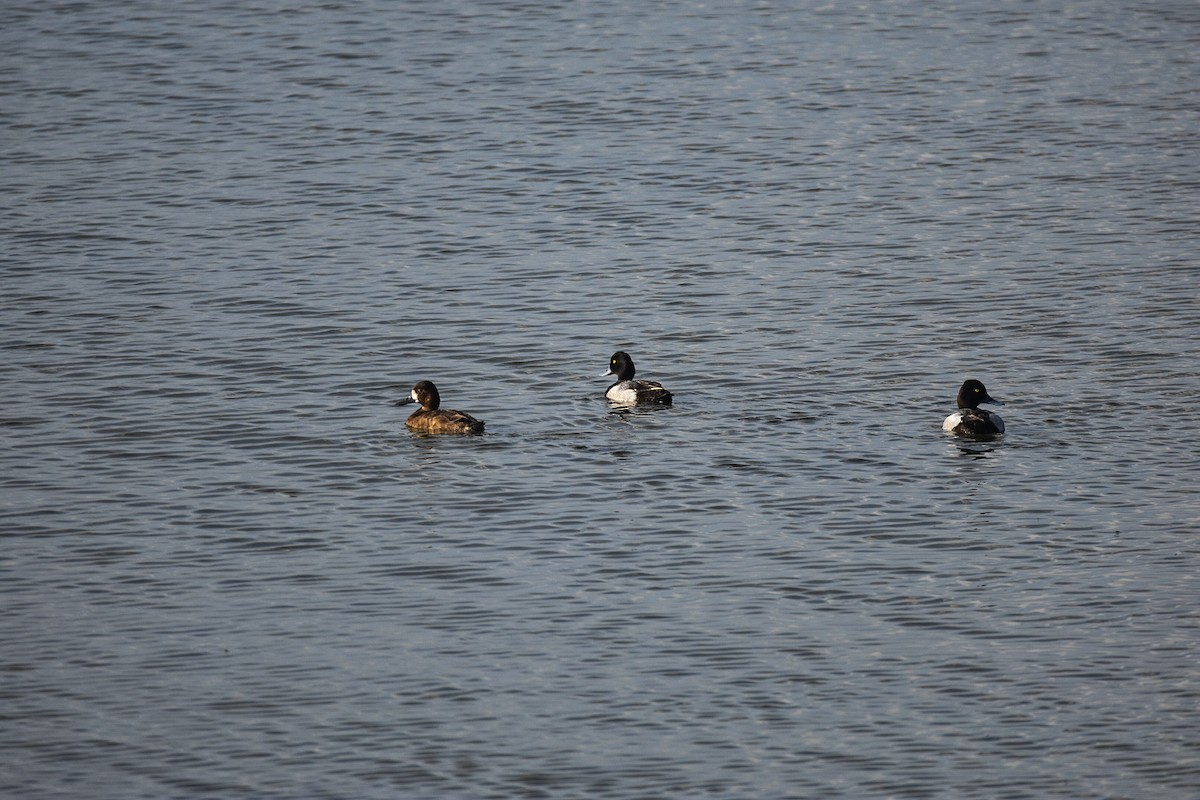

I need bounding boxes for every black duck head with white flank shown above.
[397,380,485,434]
[943,379,1005,439]
[600,351,672,406]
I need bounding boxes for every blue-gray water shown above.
[3,1,1199,798]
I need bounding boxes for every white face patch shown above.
[411,389,420,402]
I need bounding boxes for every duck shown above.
[397,380,485,433]
[600,351,673,405]
[943,379,1005,438]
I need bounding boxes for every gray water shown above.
[3,1,1199,798]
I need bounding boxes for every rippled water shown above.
[3,1,1199,798]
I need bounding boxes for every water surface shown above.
[3,1,1199,798]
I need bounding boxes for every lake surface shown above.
[3,1,1199,798]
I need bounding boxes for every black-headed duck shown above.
[943,379,1005,438]
[600,351,672,405]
